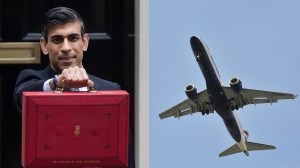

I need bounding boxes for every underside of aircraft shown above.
[159,36,297,157]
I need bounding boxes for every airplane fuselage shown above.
[190,36,248,153]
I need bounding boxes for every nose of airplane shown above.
[190,36,201,57]
[190,36,199,43]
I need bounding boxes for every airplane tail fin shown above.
[219,141,276,157]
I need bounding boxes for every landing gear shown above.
[235,105,239,110]
[202,110,210,115]
[230,105,239,111]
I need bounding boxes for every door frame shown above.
[134,0,149,168]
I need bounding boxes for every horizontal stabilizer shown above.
[219,143,241,157]
[219,141,276,157]
[246,141,276,151]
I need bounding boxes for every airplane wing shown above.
[159,89,214,119]
[223,87,297,108]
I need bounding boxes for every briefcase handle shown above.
[54,79,97,94]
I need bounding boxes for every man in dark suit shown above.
[14,7,120,113]
[13,7,134,168]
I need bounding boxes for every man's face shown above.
[40,21,89,73]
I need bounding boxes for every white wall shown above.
[135,0,149,168]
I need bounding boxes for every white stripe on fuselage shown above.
[199,38,223,86]
[232,110,248,153]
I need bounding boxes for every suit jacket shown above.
[13,65,120,114]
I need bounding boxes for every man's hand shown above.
[57,66,94,89]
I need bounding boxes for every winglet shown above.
[294,94,298,99]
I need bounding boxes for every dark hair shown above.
[40,7,86,41]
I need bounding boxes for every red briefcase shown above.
[22,91,129,168]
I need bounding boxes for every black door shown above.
[0,1,134,167]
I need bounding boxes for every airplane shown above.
[159,36,298,157]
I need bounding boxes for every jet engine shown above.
[185,84,197,102]
[230,77,242,94]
